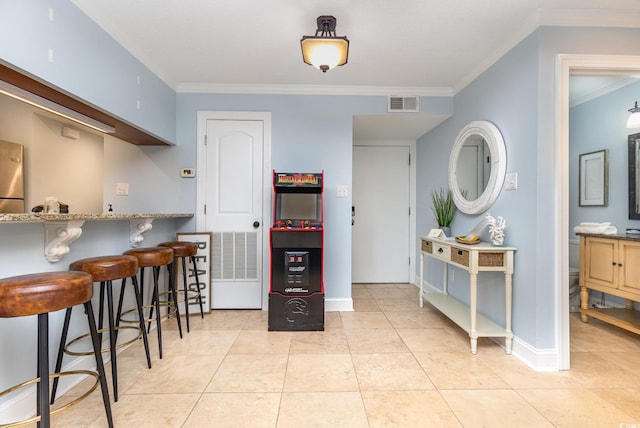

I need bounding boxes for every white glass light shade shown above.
[627,112,640,128]
[301,37,349,72]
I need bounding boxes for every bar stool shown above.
[158,241,205,332]
[51,255,152,403]
[0,271,113,428]
[122,247,182,359]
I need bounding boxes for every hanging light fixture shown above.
[300,16,349,73]
[627,101,640,128]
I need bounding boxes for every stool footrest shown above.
[0,370,101,427]
[64,326,141,356]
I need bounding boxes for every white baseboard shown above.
[325,297,353,312]
[510,335,560,371]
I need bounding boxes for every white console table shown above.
[418,236,516,354]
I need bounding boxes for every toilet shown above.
[569,266,580,312]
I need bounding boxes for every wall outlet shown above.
[505,172,518,190]
[337,185,348,198]
[116,182,129,196]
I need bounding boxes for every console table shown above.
[418,235,516,354]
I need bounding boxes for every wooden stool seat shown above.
[52,255,152,404]
[69,255,138,282]
[158,241,205,332]
[158,241,197,258]
[123,247,173,268]
[0,271,93,317]
[121,246,182,359]
[0,271,112,427]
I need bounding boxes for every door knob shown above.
[253,221,260,228]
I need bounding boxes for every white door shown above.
[352,145,410,283]
[203,119,264,309]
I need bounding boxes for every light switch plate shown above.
[181,168,196,178]
[505,172,518,190]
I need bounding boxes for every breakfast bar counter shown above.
[0,213,193,262]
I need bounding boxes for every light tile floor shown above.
[45,283,640,427]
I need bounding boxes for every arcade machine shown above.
[269,171,324,331]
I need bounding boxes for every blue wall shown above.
[0,0,176,143]
[417,27,640,352]
[569,80,640,234]
[176,93,452,300]
[417,30,540,342]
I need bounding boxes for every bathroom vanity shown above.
[418,235,516,354]
[579,234,640,335]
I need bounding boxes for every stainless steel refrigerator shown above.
[0,140,25,213]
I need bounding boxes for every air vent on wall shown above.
[388,96,419,112]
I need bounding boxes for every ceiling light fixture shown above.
[627,101,640,129]
[300,15,349,73]
[0,80,115,133]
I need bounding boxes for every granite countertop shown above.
[0,213,194,223]
[575,232,640,241]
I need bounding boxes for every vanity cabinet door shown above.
[583,237,618,290]
[619,240,640,296]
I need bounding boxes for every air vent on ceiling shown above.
[388,96,419,112]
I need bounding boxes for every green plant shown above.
[431,187,456,227]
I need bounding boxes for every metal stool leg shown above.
[105,280,118,401]
[190,255,205,319]
[179,258,191,332]
[50,307,72,404]
[168,262,183,338]
[84,301,114,428]
[36,313,50,428]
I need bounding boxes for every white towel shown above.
[573,222,617,235]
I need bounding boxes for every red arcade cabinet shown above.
[268,171,324,331]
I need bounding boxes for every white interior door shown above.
[204,119,263,309]
[352,145,410,283]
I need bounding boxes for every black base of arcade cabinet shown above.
[268,293,324,331]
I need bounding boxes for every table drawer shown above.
[421,239,433,254]
[478,252,504,267]
[451,247,469,267]
[432,242,450,262]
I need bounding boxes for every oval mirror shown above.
[448,120,506,215]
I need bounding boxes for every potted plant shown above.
[431,187,457,236]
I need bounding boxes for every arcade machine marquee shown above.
[269,171,324,331]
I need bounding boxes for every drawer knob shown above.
[438,248,443,253]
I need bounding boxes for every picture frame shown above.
[579,149,608,207]
[176,232,212,313]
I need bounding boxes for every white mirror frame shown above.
[448,120,506,215]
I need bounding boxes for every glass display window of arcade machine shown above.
[269,171,324,331]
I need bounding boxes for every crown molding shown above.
[176,83,453,97]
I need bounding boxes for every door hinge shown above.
[204,204,206,215]
[408,153,411,166]
[409,256,411,265]
[408,207,411,216]
[204,134,207,146]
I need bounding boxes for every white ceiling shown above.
[71,0,640,139]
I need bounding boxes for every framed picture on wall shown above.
[579,149,608,207]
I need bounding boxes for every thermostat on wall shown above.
[181,168,196,178]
